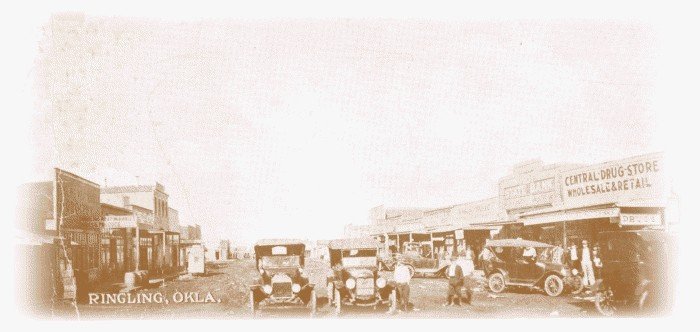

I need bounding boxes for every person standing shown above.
[552,242,564,265]
[445,255,464,306]
[569,243,580,270]
[592,245,603,279]
[580,240,595,289]
[393,259,412,312]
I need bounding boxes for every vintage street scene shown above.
[12,13,681,320]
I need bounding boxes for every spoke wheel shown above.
[595,289,616,317]
[570,276,584,295]
[488,273,506,293]
[544,275,564,297]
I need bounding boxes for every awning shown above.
[616,198,668,208]
[520,207,620,226]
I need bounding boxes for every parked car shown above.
[249,239,316,316]
[398,241,450,278]
[327,238,397,314]
[594,230,674,316]
[483,238,580,297]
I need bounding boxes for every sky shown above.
[24,16,664,246]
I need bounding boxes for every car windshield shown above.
[261,255,300,268]
[341,249,378,267]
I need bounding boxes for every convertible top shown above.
[485,238,553,248]
[328,238,380,250]
[254,239,305,247]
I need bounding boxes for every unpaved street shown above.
[68,259,600,319]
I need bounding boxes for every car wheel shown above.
[334,288,342,315]
[595,288,616,317]
[407,265,416,278]
[544,275,564,297]
[308,290,317,317]
[570,276,584,295]
[488,273,506,293]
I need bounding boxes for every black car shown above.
[249,239,316,316]
[483,238,581,297]
[593,230,675,316]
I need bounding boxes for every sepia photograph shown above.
[3,0,695,329]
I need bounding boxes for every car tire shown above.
[595,288,616,317]
[407,265,416,278]
[570,276,584,295]
[488,273,506,293]
[543,275,564,297]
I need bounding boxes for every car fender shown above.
[249,284,260,291]
[489,267,510,281]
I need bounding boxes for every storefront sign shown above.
[618,213,662,226]
[105,215,138,228]
[561,153,665,209]
[521,207,620,226]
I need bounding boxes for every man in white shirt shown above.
[580,240,595,288]
[393,259,412,312]
[523,246,537,262]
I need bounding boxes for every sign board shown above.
[187,244,206,275]
[104,215,137,228]
[561,153,665,209]
[618,213,662,226]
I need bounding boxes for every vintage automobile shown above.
[249,239,316,316]
[326,238,397,314]
[593,230,674,316]
[483,238,581,297]
[398,241,450,278]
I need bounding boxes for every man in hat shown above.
[445,255,464,306]
[580,240,595,289]
[393,258,412,312]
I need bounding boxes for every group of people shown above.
[528,239,604,290]
[391,247,476,313]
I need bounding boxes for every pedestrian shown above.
[458,252,474,305]
[580,240,595,289]
[465,245,474,261]
[569,243,580,270]
[552,242,564,265]
[392,258,412,313]
[592,245,603,279]
[444,255,464,306]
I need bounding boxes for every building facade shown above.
[100,183,181,278]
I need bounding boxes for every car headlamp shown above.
[572,268,579,276]
[345,278,356,289]
[561,268,568,276]
[292,283,301,293]
[262,285,272,294]
[376,277,387,288]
